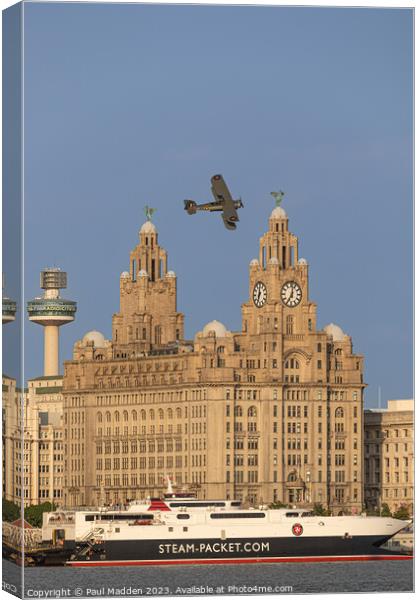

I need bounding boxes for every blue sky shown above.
[3,2,413,407]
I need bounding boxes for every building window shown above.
[234,406,242,417]
[247,405,257,418]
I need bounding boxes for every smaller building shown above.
[2,374,64,507]
[364,400,413,515]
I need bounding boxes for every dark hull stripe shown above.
[100,534,396,561]
[67,554,412,567]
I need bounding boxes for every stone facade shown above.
[364,400,414,515]
[2,375,64,507]
[63,207,365,513]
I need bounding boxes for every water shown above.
[2,559,414,598]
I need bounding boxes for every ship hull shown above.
[68,555,412,567]
[67,534,411,566]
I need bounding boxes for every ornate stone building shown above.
[63,205,365,513]
[364,400,414,515]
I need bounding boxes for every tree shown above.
[393,505,410,520]
[380,503,392,517]
[312,503,330,516]
[2,498,20,522]
[24,502,55,528]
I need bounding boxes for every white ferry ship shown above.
[41,490,411,566]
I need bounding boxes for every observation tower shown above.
[2,275,17,325]
[27,268,77,376]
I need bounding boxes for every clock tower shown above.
[242,204,317,340]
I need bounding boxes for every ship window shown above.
[169,501,225,508]
[177,514,190,520]
[85,515,95,521]
[301,512,314,517]
[97,514,153,521]
[115,527,120,533]
[285,512,300,517]
[210,513,265,519]
[183,527,188,532]
[168,527,174,532]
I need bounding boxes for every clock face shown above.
[253,281,267,308]
[281,281,302,308]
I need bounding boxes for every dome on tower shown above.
[166,271,176,278]
[140,221,156,234]
[270,206,287,219]
[249,258,259,267]
[82,330,106,348]
[202,320,229,337]
[298,258,307,265]
[324,323,346,341]
[138,270,148,278]
[120,271,130,278]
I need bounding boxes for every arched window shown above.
[114,411,120,422]
[158,409,164,420]
[123,410,128,422]
[234,406,243,417]
[140,409,146,420]
[335,348,342,356]
[176,407,182,418]
[167,408,173,419]
[131,410,137,421]
[335,407,344,418]
[288,471,297,482]
[97,412,103,423]
[149,409,155,420]
[105,411,111,423]
[248,406,257,418]
[284,356,300,369]
[217,346,225,354]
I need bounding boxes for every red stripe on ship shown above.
[67,555,413,567]
[147,500,170,511]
